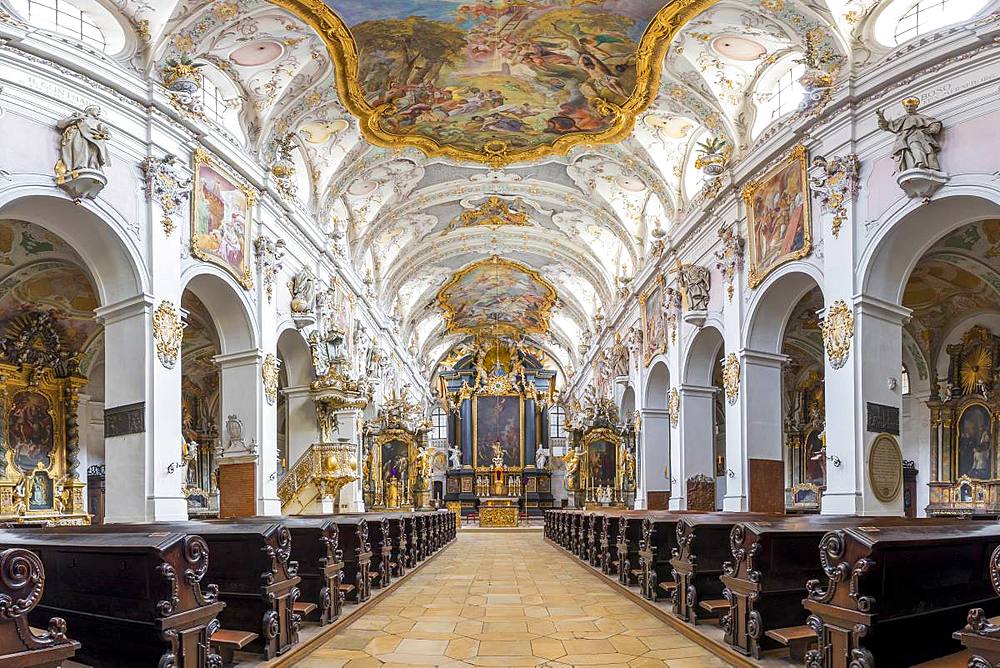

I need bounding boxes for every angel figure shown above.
[414,446,433,480]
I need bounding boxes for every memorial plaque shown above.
[104,402,145,437]
[868,434,903,502]
[866,402,900,434]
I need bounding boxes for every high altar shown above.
[565,388,637,509]
[926,325,1000,517]
[440,337,556,518]
[362,390,433,510]
[0,312,89,525]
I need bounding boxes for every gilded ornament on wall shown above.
[808,154,860,238]
[667,388,679,427]
[152,300,184,370]
[820,299,855,370]
[722,353,740,406]
[141,154,192,236]
[262,353,280,405]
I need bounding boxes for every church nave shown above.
[297,532,728,668]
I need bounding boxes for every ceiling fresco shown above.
[271,0,716,164]
[436,256,557,336]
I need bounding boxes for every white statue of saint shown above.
[447,445,462,469]
[535,446,550,470]
[56,106,111,174]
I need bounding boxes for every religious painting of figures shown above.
[7,392,54,472]
[304,0,678,162]
[958,404,994,480]
[381,440,410,486]
[191,150,255,289]
[437,256,556,335]
[743,144,812,288]
[475,395,522,467]
[805,429,826,486]
[28,471,53,511]
[640,276,665,365]
[587,440,615,487]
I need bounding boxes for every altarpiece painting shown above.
[474,395,522,468]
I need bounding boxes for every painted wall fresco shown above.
[437,256,556,335]
[191,154,254,289]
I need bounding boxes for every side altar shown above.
[439,337,556,518]
[564,387,637,509]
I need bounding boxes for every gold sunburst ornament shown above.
[961,345,992,395]
[269,0,723,165]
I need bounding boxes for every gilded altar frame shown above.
[268,0,723,166]
[367,428,419,510]
[472,394,524,468]
[581,427,624,505]
[0,363,88,524]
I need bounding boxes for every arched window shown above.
[199,74,229,126]
[195,64,244,138]
[549,405,567,440]
[901,366,911,396]
[874,0,990,46]
[751,56,806,138]
[431,407,448,441]
[13,0,106,50]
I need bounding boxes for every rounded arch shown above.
[862,192,1000,306]
[180,269,257,354]
[746,267,824,354]
[644,360,670,407]
[277,326,313,388]
[620,385,636,417]
[0,189,146,306]
[683,325,724,385]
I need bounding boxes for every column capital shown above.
[641,408,670,417]
[213,349,263,368]
[678,383,717,398]
[852,294,912,325]
[281,384,314,400]
[94,293,154,325]
[740,349,789,368]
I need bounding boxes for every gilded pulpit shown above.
[0,312,89,524]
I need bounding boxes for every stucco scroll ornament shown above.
[141,154,192,236]
[254,236,286,303]
[667,388,680,427]
[152,300,185,369]
[820,300,855,370]
[808,154,860,239]
[271,133,299,201]
[664,287,682,343]
[714,223,744,302]
[876,97,947,201]
[262,353,280,406]
[722,353,740,406]
[54,105,111,201]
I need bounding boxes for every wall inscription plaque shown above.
[868,433,903,503]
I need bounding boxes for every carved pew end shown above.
[211,629,259,665]
[765,625,816,662]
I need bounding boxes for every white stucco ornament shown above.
[722,353,740,406]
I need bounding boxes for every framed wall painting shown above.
[742,144,812,288]
[639,274,666,366]
[473,395,524,468]
[191,148,256,289]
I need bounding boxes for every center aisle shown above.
[296,530,732,668]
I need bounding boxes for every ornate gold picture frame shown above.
[191,148,256,290]
[742,144,812,288]
[639,274,666,366]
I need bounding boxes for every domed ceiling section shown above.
[270,0,713,165]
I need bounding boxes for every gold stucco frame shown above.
[436,256,557,336]
[268,0,722,166]
[741,144,813,288]
[582,427,622,491]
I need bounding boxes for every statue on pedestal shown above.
[877,97,948,199]
[54,106,111,200]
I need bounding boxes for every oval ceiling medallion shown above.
[711,34,767,61]
[348,179,378,196]
[270,0,722,165]
[643,114,693,139]
[229,40,285,67]
[300,119,350,144]
[616,175,647,192]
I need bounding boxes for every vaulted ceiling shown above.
[101,0,875,378]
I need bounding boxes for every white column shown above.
[640,408,670,507]
[283,385,319,467]
[822,296,908,516]
[256,268,280,516]
[903,390,932,517]
[736,350,787,511]
[96,295,187,522]
[673,384,717,509]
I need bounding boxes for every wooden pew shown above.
[0,530,222,667]
[326,516,373,604]
[668,513,779,625]
[803,523,1000,667]
[364,515,393,589]
[954,545,1000,665]
[615,511,651,586]
[209,517,344,627]
[0,547,79,668]
[637,512,696,602]
[720,516,959,659]
[385,514,408,577]
[584,512,602,567]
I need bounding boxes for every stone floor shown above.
[295,531,732,667]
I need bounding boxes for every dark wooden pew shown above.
[637,511,698,602]
[598,510,631,575]
[326,516,372,604]
[615,511,652,586]
[363,514,393,589]
[803,523,1000,667]
[386,514,408,577]
[954,544,1000,665]
[0,530,221,667]
[0,547,79,668]
[668,513,779,625]
[720,516,960,659]
[584,512,601,567]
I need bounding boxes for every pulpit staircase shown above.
[278,442,358,515]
